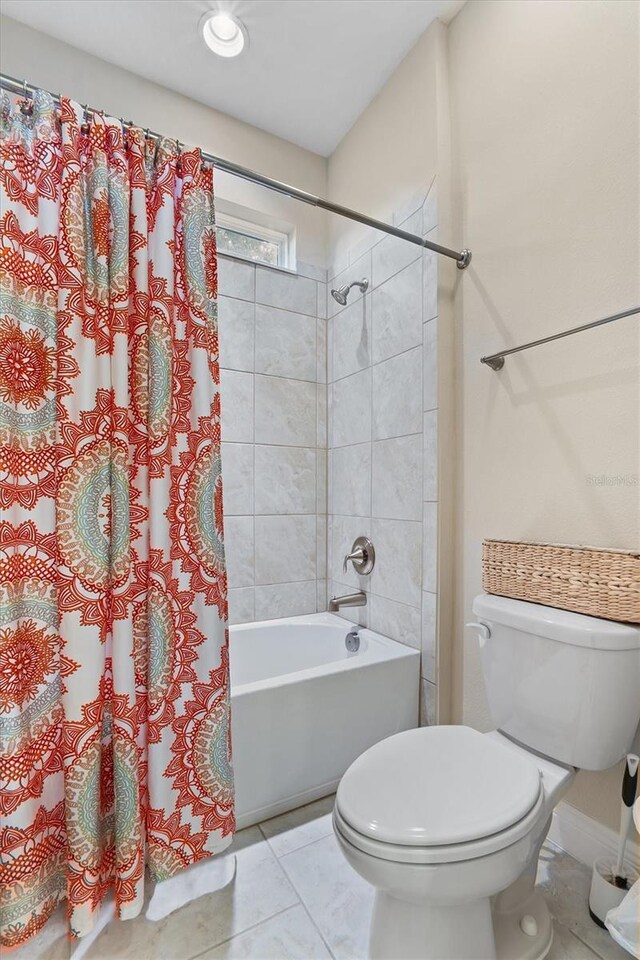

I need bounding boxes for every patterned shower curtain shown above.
[0,89,233,949]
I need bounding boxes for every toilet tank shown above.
[472,594,640,770]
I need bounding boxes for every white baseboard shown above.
[548,801,640,876]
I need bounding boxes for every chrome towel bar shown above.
[481,306,640,370]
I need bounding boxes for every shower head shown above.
[330,278,369,306]
[331,286,349,306]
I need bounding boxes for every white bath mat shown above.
[145,854,237,922]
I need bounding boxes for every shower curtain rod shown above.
[0,72,472,269]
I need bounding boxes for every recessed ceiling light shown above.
[201,10,248,58]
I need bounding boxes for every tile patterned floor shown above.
[15,796,633,960]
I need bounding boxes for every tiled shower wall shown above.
[219,182,440,723]
[327,180,439,724]
[218,255,327,624]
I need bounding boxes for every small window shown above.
[216,213,291,268]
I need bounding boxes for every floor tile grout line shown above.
[259,825,335,862]
[571,926,620,960]
[563,925,605,960]
[183,902,303,960]
[296,896,338,960]
[277,837,343,953]
[240,818,336,958]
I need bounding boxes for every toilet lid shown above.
[336,726,542,847]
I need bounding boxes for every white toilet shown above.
[333,594,640,960]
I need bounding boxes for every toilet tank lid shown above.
[473,594,640,651]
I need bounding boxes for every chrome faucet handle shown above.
[342,536,375,575]
[343,546,365,573]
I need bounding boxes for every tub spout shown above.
[328,591,367,612]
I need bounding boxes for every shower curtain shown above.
[0,89,233,949]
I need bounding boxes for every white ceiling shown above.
[2,0,465,156]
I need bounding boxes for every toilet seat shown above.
[335,726,545,865]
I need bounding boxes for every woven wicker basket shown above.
[482,540,640,624]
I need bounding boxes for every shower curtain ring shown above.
[20,79,33,115]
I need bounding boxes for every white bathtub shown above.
[230,612,420,829]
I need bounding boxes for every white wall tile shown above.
[330,443,371,518]
[255,305,316,381]
[254,581,317,621]
[421,679,437,726]
[369,594,421,650]
[255,515,316,584]
[348,227,379,265]
[423,410,438,501]
[218,258,328,625]
[316,515,327,579]
[372,346,422,440]
[221,370,254,443]
[328,579,369,627]
[371,211,421,288]
[331,369,371,447]
[225,516,254,588]
[370,518,422,607]
[327,250,350,283]
[421,591,437,682]
[372,258,422,364]
[296,260,327,283]
[422,502,438,593]
[222,442,254,516]
[316,579,327,612]
[372,434,422,521]
[393,195,425,227]
[316,448,327,514]
[328,251,372,318]
[316,384,327,448]
[255,376,316,447]
[329,515,372,591]
[326,315,335,385]
[422,180,437,237]
[316,318,327,383]
[423,246,438,323]
[324,186,441,713]
[218,256,255,301]
[317,281,328,320]
[254,446,316,515]
[218,297,254,372]
[228,586,255,625]
[331,296,371,381]
[256,268,317,316]
[423,318,438,412]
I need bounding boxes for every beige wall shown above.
[327,22,441,265]
[0,16,328,267]
[448,0,640,831]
